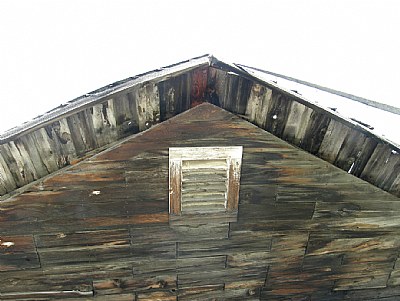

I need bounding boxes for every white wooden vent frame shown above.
[169,146,243,215]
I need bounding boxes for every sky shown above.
[0,0,399,142]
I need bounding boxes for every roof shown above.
[0,54,398,199]
[1,103,400,300]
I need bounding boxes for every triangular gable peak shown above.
[1,103,399,300]
[0,54,399,198]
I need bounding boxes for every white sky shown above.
[0,0,399,140]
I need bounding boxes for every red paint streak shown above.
[190,68,208,105]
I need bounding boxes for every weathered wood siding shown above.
[1,59,399,199]
[0,66,212,197]
[0,84,163,197]
[0,57,211,197]
[0,104,399,300]
[209,66,400,197]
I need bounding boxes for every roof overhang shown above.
[0,54,399,199]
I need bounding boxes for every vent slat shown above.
[183,169,227,176]
[182,192,226,201]
[182,181,226,188]
[181,201,226,213]
[182,183,226,191]
[182,174,227,182]
[182,159,227,170]
[182,187,226,195]
[182,197,225,206]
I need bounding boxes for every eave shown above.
[0,54,399,199]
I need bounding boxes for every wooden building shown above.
[0,54,399,300]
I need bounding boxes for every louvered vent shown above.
[181,159,228,213]
[169,146,243,216]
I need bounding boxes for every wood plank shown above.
[339,286,400,300]
[333,273,389,291]
[135,83,160,131]
[245,83,273,129]
[221,71,237,112]
[0,142,30,187]
[223,72,240,113]
[131,241,176,260]
[179,284,260,301]
[35,229,131,267]
[31,128,60,172]
[212,68,228,108]
[306,234,400,256]
[137,291,176,301]
[0,290,93,300]
[234,77,253,114]
[389,172,400,197]
[361,143,394,186]
[227,251,271,269]
[42,168,125,187]
[0,261,130,294]
[158,73,190,120]
[177,284,224,301]
[131,223,229,245]
[268,232,309,267]
[12,138,41,182]
[334,129,369,172]
[375,148,400,191]
[178,232,272,258]
[169,211,237,226]
[107,93,139,139]
[318,119,351,163]
[73,110,98,152]
[0,235,40,271]
[0,178,7,195]
[18,134,49,178]
[265,265,334,296]
[261,288,315,301]
[282,100,313,145]
[0,186,168,234]
[110,93,135,126]
[0,150,17,193]
[238,201,315,221]
[93,274,176,295]
[350,136,379,177]
[90,100,119,147]
[300,110,331,155]
[56,117,77,162]
[314,200,400,219]
[264,91,292,137]
[42,118,79,168]
[66,113,93,156]
[178,266,266,289]
[177,255,227,272]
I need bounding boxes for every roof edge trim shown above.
[0,54,212,143]
[209,56,400,151]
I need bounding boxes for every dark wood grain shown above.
[0,103,399,300]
